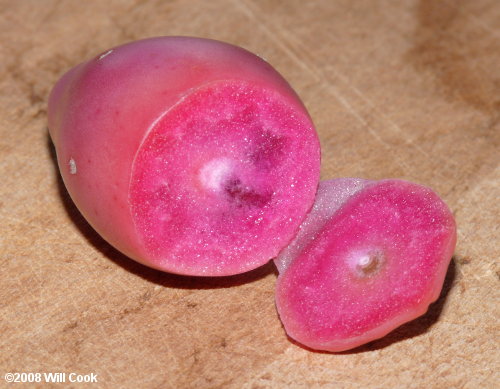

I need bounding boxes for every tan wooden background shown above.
[1,0,498,388]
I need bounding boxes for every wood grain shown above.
[0,0,498,388]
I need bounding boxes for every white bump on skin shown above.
[98,49,113,60]
[199,158,233,192]
[69,158,77,175]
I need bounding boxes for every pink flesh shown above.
[275,179,456,352]
[275,178,370,273]
[130,81,320,275]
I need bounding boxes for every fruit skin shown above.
[48,37,320,276]
[275,179,457,352]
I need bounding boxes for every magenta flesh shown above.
[48,37,320,276]
[275,179,457,352]
[130,81,320,275]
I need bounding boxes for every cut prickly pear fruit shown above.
[48,37,320,276]
[275,179,456,352]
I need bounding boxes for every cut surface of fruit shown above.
[130,81,320,275]
[275,179,456,352]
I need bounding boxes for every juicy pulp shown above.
[130,81,320,275]
[275,179,457,352]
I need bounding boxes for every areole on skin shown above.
[68,158,77,175]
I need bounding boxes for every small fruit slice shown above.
[275,179,456,352]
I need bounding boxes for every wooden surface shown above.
[1,0,499,388]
